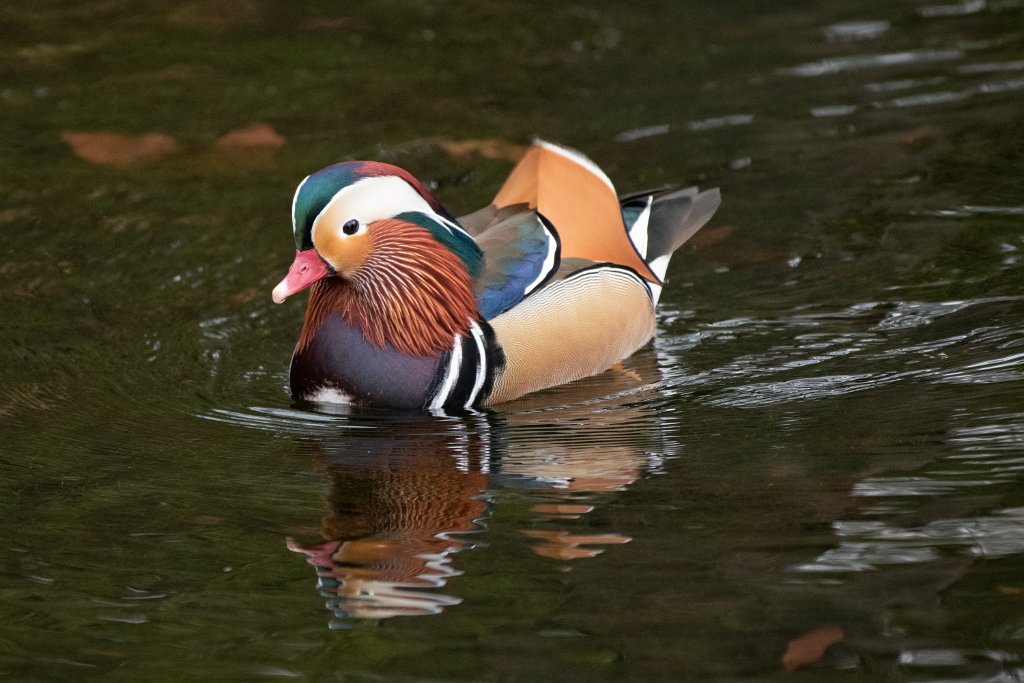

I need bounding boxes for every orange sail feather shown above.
[492,142,660,283]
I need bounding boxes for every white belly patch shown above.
[305,386,355,405]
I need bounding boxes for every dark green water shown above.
[3,1,1024,680]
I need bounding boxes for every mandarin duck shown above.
[272,141,719,412]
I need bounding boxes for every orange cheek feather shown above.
[314,229,372,278]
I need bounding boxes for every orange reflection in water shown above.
[288,351,673,621]
[287,421,489,620]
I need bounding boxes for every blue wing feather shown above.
[473,209,559,320]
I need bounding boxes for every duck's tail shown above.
[621,185,720,305]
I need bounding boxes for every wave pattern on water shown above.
[780,49,964,77]
[796,410,1024,572]
[796,506,1024,572]
[675,297,1024,408]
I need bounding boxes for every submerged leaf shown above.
[782,625,844,671]
[213,122,286,150]
[439,138,528,163]
[689,224,735,250]
[62,131,180,167]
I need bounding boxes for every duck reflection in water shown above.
[286,348,673,621]
[286,421,490,619]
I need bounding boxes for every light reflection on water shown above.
[672,296,1024,408]
[798,408,1024,575]
[780,48,965,78]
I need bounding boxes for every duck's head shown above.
[272,161,481,304]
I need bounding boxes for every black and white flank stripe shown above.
[425,320,505,414]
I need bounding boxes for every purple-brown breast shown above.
[290,311,444,409]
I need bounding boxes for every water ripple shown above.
[708,373,886,407]
[683,296,1024,408]
[686,113,754,131]
[798,506,1024,573]
[865,76,947,92]
[873,299,974,329]
[613,113,753,142]
[201,405,358,436]
[810,104,858,118]
[796,407,1024,574]
[940,352,1024,384]
[823,20,890,42]
[780,49,963,77]
[958,59,1024,73]
[919,0,987,17]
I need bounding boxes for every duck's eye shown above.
[342,219,360,236]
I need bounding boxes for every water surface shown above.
[2,0,1024,679]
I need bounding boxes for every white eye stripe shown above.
[311,175,434,243]
[309,174,475,246]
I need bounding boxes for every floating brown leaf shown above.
[438,138,528,163]
[690,224,735,250]
[62,131,180,167]
[213,122,286,150]
[782,625,844,671]
[898,125,939,147]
